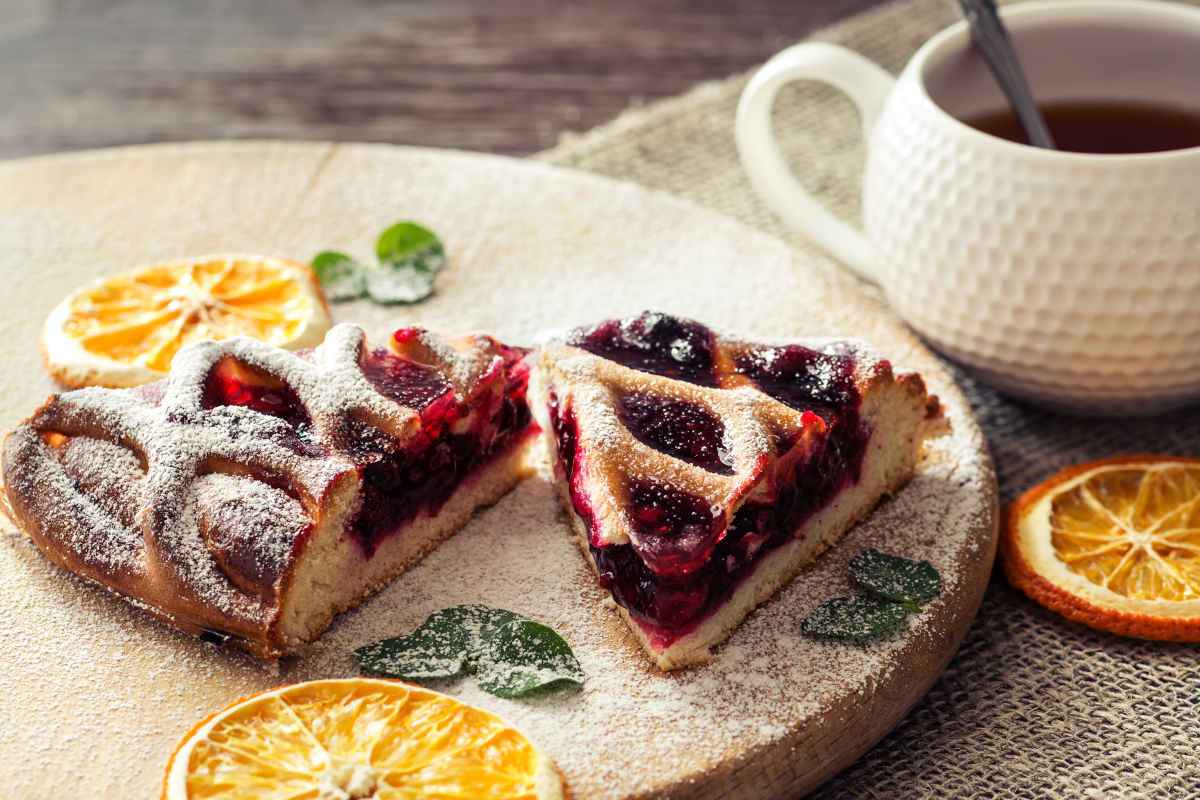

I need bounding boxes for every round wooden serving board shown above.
[0,142,997,799]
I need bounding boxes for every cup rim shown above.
[910,0,1200,162]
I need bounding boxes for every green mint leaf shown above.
[310,250,367,301]
[801,596,909,644]
[313,221,445,307]
[353,606,475,680]
[475,619,585,698]
[355,605,582,699]
[364,264,435,304]
[455,604,522,660]
[848,549,941,610]
[375,221,446,273]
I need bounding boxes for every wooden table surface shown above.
[2,0,884,159]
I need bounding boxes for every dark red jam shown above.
[567,311,718,387]
[556,313,871,647]
[733,343,858,421]
[361,348,454,412]
[202,361,311,431]
[626,479,723,576]
[204,341,533,558]
[547,392,598,538]
[351,344,532,556]
[617,393,732,475]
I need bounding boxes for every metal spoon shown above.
[957,0,1056,149]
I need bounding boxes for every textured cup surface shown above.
[867,90,1200,414]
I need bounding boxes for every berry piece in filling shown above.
[617,392,732,475]
[734,344,858,419]
[592,543,711,631]
[361,347,454,413]
[626,478,724,577]
[202,359,311,431]
[567,311,718,386]
[351,346,533,557]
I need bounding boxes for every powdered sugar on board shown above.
[296,427,992,797]
[0,144,996,799]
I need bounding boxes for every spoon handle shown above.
[957,0,1056,149]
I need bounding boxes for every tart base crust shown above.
[275,431,538,654]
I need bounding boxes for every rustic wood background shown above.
[1,0,885,159]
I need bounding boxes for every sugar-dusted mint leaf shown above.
[475,619,585,699]
[364,264,435,305]
[455,604,522,660]
[849,548,941,611]
[313,221,444,307]
[310,250,368,302]
[311,252,367,302]
[353,606,476,680]
[801,596,908,644]
[376,221,446,273]
[354,605,582,699]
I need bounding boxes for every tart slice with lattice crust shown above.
[2,324,537,658]
[531,312,945,669]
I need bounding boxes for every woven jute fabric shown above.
[538,0,1200,796]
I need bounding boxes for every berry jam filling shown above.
[553,315,873,646]
[617,393,732,475]
[735,344,866,488]
[202,360,312,431]
[734,344,858,420]
[361,348,454,412]
[626,479,723,576]
[592,543,711,630]
[351,346,532,557]
[567,311,718,387]
[205,345,532,559]
[547,393,598,536]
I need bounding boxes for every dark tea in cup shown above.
[965,100,1200,154]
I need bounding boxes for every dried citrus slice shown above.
[1003,455,1200,640]
[43,254,331,388]
[162,678,564,800]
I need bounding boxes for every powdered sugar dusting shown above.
[7,332,373,626]
[5,427,145,575]
[0,145,995,799]
[398,327,498,395]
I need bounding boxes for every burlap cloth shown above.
[538,0,1200,796]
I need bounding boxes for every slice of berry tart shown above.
[1,324,536,657]
[532,312,945,670]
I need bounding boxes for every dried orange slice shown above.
[1003,455,1200,641]
[43,255,331,388]
[162,678,564,800]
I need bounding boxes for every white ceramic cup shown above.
[737,0,1200,416]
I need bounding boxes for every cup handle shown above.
[736,42,896,283]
